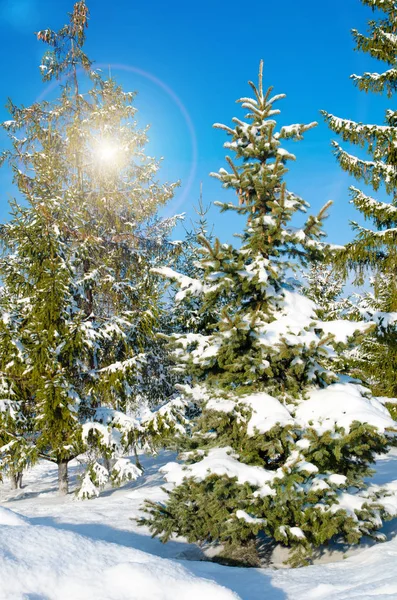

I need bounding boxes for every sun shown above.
[95,140,119,162]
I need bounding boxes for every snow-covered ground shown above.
[1,449,397,599]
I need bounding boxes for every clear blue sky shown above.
[0,0,391,245]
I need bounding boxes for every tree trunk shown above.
[104,456,112,475]
[58,459,69,495]
[133,444,143,472]
[10,471,23,490]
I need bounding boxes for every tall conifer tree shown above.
[322,0,397,397]
[142,63,395,567]
[0,1,179,493]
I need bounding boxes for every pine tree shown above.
[348,274,397,399]
[141,62,395,567]
[302,263,356,375]
[0,1,180,493]
[167,185,217,336]
[322,0,397,398]
[0,287,36,489]
[303,264,351,322]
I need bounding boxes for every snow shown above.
[364,310,397,328]
[332,491,370,520]
[0,516,237,600]
[0,505,26,526]
[205,383,395,441]
[112,457,142,483]
[328,474,347,486]
[161,447,277,491]
[278,122,317,140]
[152,266,203,302]
[257,290,319,348]
[254,287,370,350]
[319,319,372,343]
[236,510,265,524]
[240,392,294,435]
[77,472,100,500]
[377,396,397,406]
[2,450,397,599]
[206,392,293,435]
[289,527,305,539]
[0,456,237,600]
[296,383,396,434]
[296,438,311,450]
[207,397,236,413]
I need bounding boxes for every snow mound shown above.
[270,531,397,599]
[0,506,27,527]
[0,518,238,600]
[4,451,397,599]
[296,383,396,433]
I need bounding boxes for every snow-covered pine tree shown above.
[302,263,355,375]
[0,1,180,494]
[322,0,397,398]
[0,287,36,489]
[348,274,397,399]
[168,185,216,335]
[141,62,395,567]
[0,128,90,495]
[303,263,351,322]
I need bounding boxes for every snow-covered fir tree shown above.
[303,263,351,322]
[0,288,36,489]
[141,62,396,567]
[302,263,356,375]
[348,274,397,399]
[0,1,182,495]
[166,186,217,336]
[322,0,397,398]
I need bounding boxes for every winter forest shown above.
[0,0,397,598]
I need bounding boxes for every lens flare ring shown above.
[37,63,198,213]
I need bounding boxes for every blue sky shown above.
[0,0,391,245]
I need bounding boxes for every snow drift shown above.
[0,508,238,600]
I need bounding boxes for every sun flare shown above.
[96,140,119,162]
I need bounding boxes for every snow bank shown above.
[296,383,396,434]
[0,508,238,600]
[269,531,397,599]
[4,451,397,599]
[0,505,27,526]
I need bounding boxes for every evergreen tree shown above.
[166,185,217,336]
[322,0,397,397]
[348,274,397,399]
[303,263,352,322]
[0,288,36,489]
[141,62,395,567]
[0,1,180,494]
[302,264,355,375]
